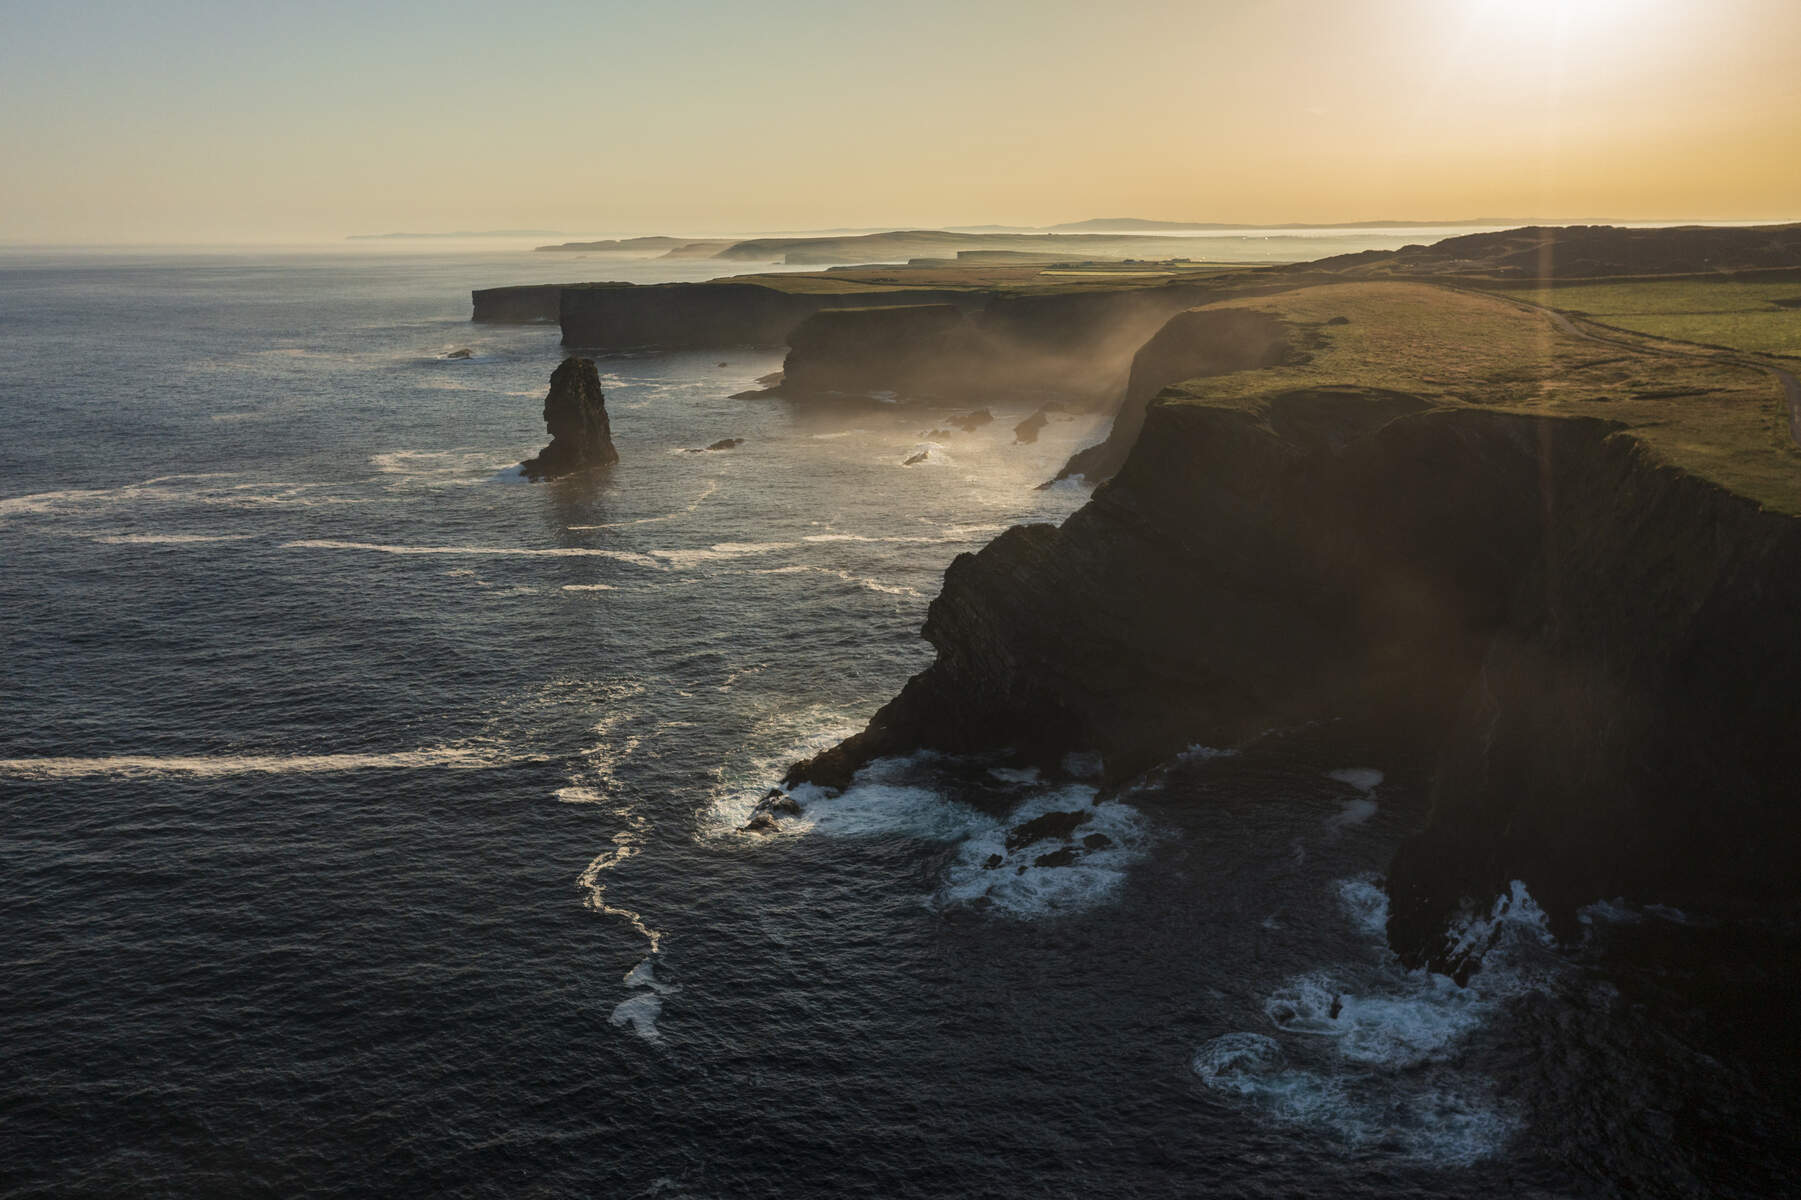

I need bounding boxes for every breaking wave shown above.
[0,746,527,780]
[1192,877,1560,1165]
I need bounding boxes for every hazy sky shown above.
[2,0,1796,242]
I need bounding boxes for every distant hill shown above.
[1294,222,1801,280]
[1045,216,1646,233]
[348,230,565,240]
[534,237,734,256]
[1046,218,1240,232]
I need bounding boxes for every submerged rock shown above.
[445,347,474,359]
[520,357,618,481]
[1033,847,1081,869]
[902,450,930,466]
[705,437,744,451]
[953,408,994,432]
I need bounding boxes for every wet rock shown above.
[705,437,744,451]
[902,450,930,466]
[1081,833,1113,851]
[746,788,802,823]
[445,347,474,359]
[1326,315,1351,326]
[520,357,618,480]
[983,854,1004,870]
[1005,809,1091,851]
[1033,847,1080,869]
[717,361,729,367]
[953,408,994,432]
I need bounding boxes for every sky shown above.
[2,0,1797,242]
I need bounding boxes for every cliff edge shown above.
[789,281,1801,972]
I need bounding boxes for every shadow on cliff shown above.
[787,381,1801,979]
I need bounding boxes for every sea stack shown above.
[520,356,618,480]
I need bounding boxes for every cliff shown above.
[789,282,1801,973]
[764,282,1233,408]
[520,357,618,480]
[1055,307,1296,482]
[471,284,569,323]
[778,304,977,401]
[1386,435,1801,972]
[558,282,977,350]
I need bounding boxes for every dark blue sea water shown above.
[3,248,1793,1198]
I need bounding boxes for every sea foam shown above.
[0,747,524,780]
[1193,876,1558,1164]
[773,755,1154,920]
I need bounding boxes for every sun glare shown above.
[1468,0,1648,39]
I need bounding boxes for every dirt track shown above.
[1486,289,1801,447]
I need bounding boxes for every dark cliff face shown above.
[767,283,1233,409]
[1386,435,1801,973]
[789,391,1801,972]
[520,357,618,480]
[558,283,978,350]
[1055,307,1296,483]
[779,304,978,401]
[471,284,567,323]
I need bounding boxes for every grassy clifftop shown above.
[1156,282,1800,513]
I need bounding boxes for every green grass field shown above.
[1163,282,1801,512]
[1514,280,1801,358]
[712,261,1246,296]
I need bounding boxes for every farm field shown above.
[1512,279,1801,357]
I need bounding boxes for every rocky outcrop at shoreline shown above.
[520,357,618,480]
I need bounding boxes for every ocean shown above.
[2,247,1791,1198]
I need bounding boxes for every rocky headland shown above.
[785,278,1801,975]
[749,283,1242,408]
[520,357,618,480]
